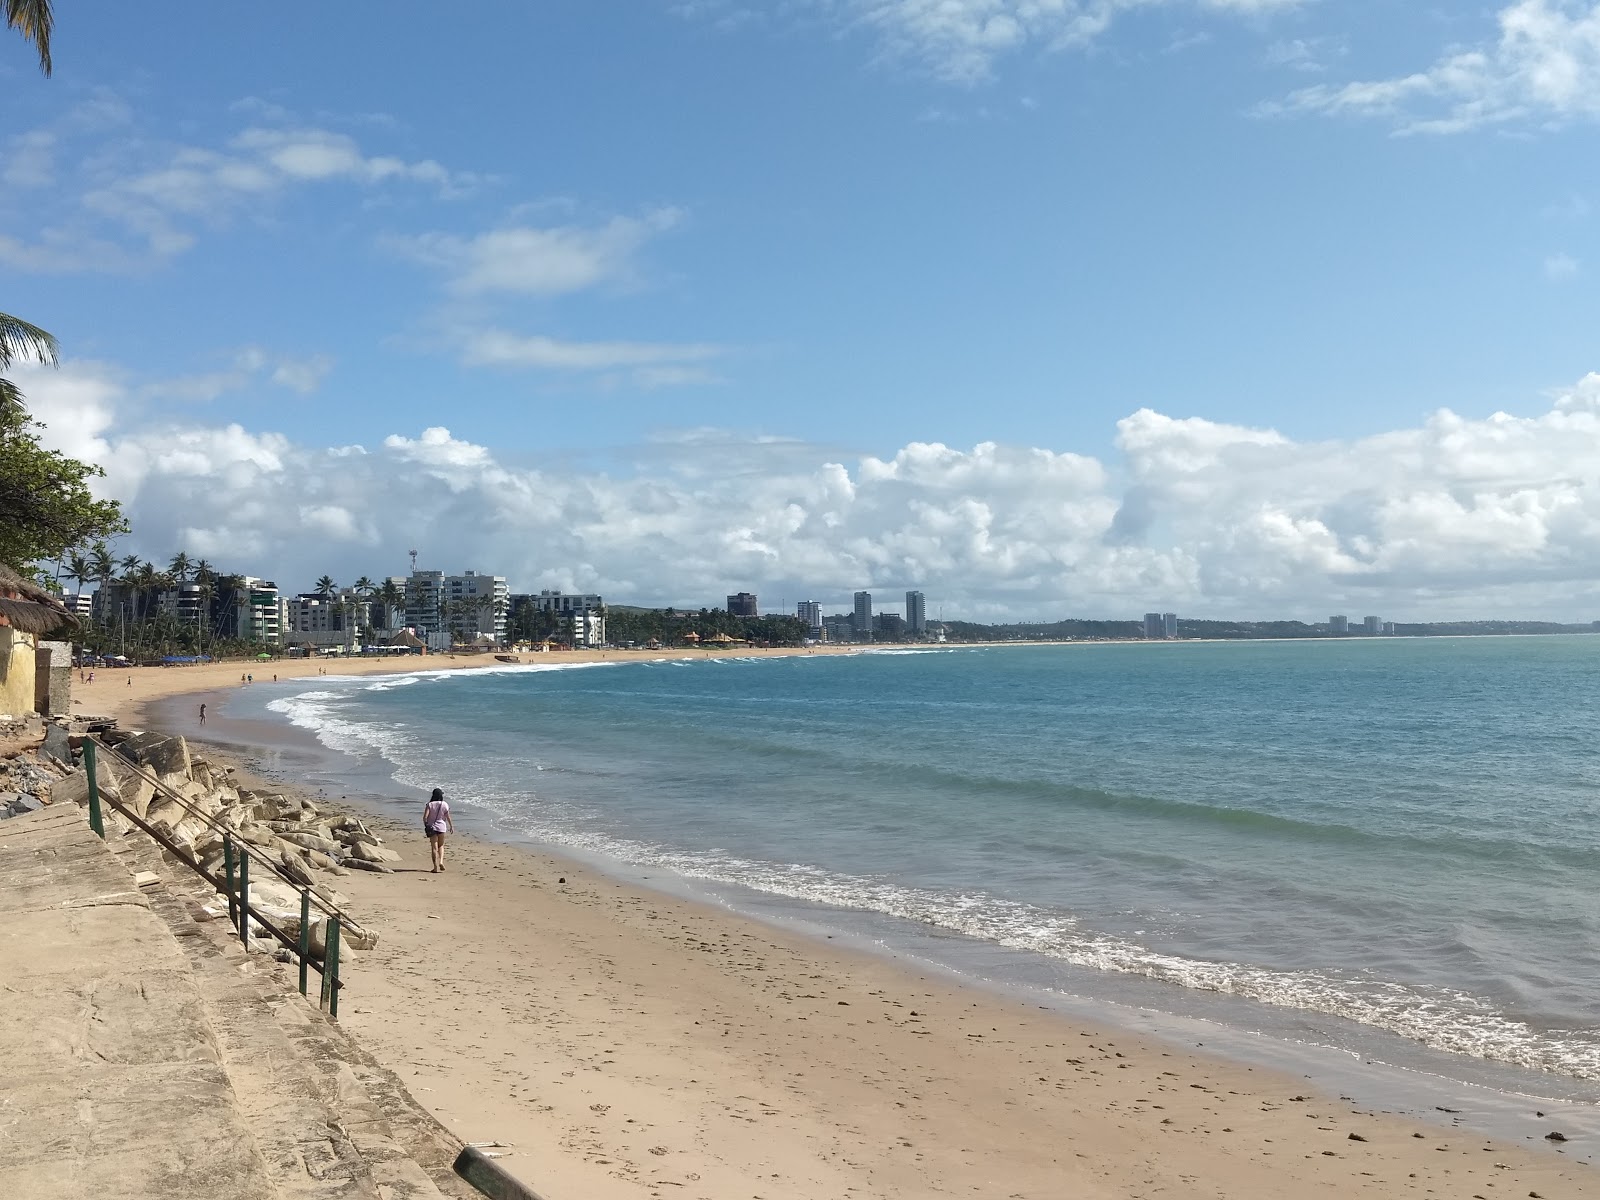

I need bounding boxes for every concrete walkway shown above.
[0,805,277,1199]
[0,805,476,1200]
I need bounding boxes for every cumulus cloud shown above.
[684,0,1305,82]
[21,362,1600,620]
[1280,0,1600,134]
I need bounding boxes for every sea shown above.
[219,637,1600,1132]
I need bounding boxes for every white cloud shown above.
[0,112,480,273]
[386,209,682,297]
[134,347,335,403]
[685,0,1306,82]
[23,362,1600,620]
[1281,0,1600,134]
[459,329,721,374]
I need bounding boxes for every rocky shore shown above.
[1,711,380,960]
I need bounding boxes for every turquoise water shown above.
[260,638,1600,1087]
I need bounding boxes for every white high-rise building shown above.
[905,591,926,635]
[797,600,822,632]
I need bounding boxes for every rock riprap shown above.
[45,727,382,957]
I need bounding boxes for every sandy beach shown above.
[114,653,1594,1198]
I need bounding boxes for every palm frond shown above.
[0,310,58,370]
[5,0,52,75]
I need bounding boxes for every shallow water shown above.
[246,639,1600,1097]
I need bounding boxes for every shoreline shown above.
[119,670,1597,1195]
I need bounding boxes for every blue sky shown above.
[9,2,1600,618]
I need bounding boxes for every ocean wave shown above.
[265,691,414,760]
[465,797,1600,1079]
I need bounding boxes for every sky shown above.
[6,0,1600,620]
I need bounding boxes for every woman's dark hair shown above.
[430,787,444,803]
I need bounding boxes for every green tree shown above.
[5,0,53,74]
[376,579,404,631]
[168,551,192,582]
[0,315,126,567]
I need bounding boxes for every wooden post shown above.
[84,740,104,839]
[298,890,310,996]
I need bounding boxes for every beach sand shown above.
[118,655,1594,1198]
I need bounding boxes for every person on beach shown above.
[423,788,454,873]
[199,703,206,725]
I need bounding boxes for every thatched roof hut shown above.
[0,563,77,636]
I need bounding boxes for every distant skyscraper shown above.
[1330,614,1349,634]
[905,591,926,635]
[1363,615,1381,635]
[1144,612,1163,639]
[1163,612,1177,638]
[797,600,821,630]
[727,592,759,617]
[853,591,873,638]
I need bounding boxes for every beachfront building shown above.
[853,591,873,640]
[905,591,926,636]
[1364,615,1382,635]
[1164,612,1177,638]
[511,590,606,648]
[212,577,282,645]
[446,570,509,644]
[796,600,822,635]
[402,569,508,646]
[727,592,759,617]
[1330,614,1350,635]
[1143,612,1165,639]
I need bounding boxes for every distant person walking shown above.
[199,703,206,726]
[423,788,454,873]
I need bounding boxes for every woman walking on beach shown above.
[423,788,453,873]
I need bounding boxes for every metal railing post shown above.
[224,836,237,929]
[238,851,250,952]
[84,740,104,839]
[321,916,341,1019]
[298,890,311,996]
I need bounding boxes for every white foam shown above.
[461,789,1600,1081]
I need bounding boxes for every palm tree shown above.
[377,579,404,631]
[315,575,336,598]
[62,550,90,608]
[168,551,192,583]
[4,0,52,75]
[90,542,113,624]
[0,310,56,421]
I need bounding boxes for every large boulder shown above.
[348,840,401,864]
[279,831,341,856]
[41,723,72,767]
[52,758,124,810]
[119,732,192,784]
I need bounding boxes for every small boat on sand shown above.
[494,654,521,664]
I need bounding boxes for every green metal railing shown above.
[83,735,346,1017]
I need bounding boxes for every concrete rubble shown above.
[1,715,382,960]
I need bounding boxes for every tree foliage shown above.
[0,311,126,567]
[5,0,53,75]
[0,407,127,567]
